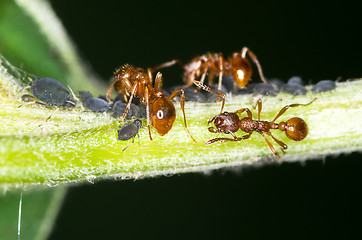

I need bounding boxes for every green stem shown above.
[1,55,362,190]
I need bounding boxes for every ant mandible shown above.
[151,47,268,95]
[195,82,316,157]
[106,64,196,142]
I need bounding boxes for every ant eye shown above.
[157,110,164,119]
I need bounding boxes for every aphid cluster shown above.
[21,46,335,157]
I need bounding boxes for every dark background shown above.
[47,1,361,239]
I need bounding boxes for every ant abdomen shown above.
[231,55,252,88]
[150,97,176,136]
[284,117,308,141]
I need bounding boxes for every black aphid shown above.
[79,91,110,113]
[31,77,76,108]
[253,83,278,96]
[183,87,207,102]
[287,76,304,85]
[117,119,143,152]
[312,80,337,93]
[112,100,133,119]
[268,78,285,90]
[281,83,307,95]
[117,119,142,141]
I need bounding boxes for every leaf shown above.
[0,0,105,94]
[0,186,66,240]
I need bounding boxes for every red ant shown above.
[195,81,316,157]
[151,47,268,95]
[106,64,196,142]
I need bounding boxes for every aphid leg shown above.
[241,47,268,84]
[121,137,135,153]
[168,88,196,143]
[44,108,59,123]
[260,133,280,158]
[271,98,317,123]
[150,59,184,73]
[120,82,139,122]
[193,80,225,114]
[145,87,153,141]
[234,108,253,119]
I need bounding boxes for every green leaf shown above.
[0,0,105,94]
[0,186,66,240]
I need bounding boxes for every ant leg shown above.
[216,54,224,104]
[150,59,185,73]
[205,136,242,145]
[240,132,253,140]
[260,133,280,158]
[120,82,139,122]
[241,47,268,84]
[193,81,225,114]
[257,98,262,121]
[272,98,317,123]
[234,108,253,119]
[168,88,196,143]
[145,87,153,141]
[197,61,209,89]
[205,131,243,145]
[267,132,288,152]
[153,71,163,90]
[106,78,119,102]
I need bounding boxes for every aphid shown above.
[30,77,77,108]
[287,76,304,85]
[312,80,337,93]
[253,83,278,96]
[205,97,317,158]
[79,91,110,113]
[117,119,142,152]
[106,64,196,142]
[281,83,307,95]
[152,47,268,95]
[111,100,134,119]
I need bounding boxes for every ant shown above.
[196,82,316,157]
[151,47,268,96]
[106,64,196,142]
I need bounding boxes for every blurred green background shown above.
[48,1,361,86]
[1,0,361,239]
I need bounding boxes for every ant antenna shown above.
[193,80,226,114]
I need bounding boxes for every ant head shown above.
[284,117,308,141]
